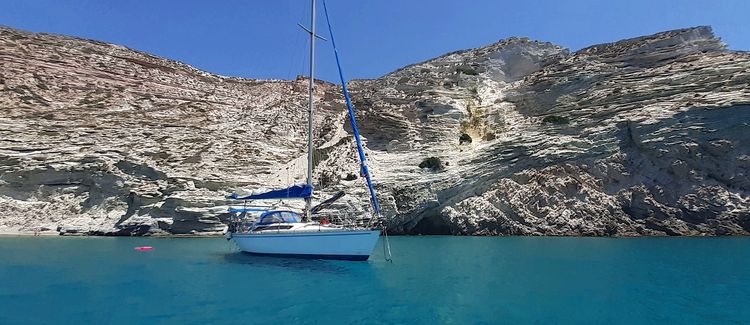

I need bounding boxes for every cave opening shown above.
[409,214,452,235]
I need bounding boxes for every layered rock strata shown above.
[0,25,747,235]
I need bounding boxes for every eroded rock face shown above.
[0,26,346,235]
[0,25,747,236]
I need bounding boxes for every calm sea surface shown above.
[0,236,748,324]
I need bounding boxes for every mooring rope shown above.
[383,224,393,263]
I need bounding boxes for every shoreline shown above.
[0,231,60,237]
[1,230,748,238]
[0,231,225,238]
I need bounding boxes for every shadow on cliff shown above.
[619,104,749,194]
[615,104,750,232]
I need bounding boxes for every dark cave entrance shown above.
[409,214,452,235]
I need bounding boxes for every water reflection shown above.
[220,252,355,274]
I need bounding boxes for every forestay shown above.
[322,0,381,215]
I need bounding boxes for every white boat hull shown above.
[230,229,381,261]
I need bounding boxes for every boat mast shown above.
[305,0,316,221]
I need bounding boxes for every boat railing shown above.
[313,208,378,228]
[227,215,258,233]
[226,200,387,233]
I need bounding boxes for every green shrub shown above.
[459,133,473,145]
[313,148,329,168]
[419,157,444,171]
[542,115,569,124]
[318,171,337,189]
[456,66,478,76]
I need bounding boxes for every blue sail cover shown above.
[227,207,270,214]
[228,184,313,200]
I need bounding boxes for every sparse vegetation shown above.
[318,171,337,189]
[456,66,478,76]
[542,115,570,124]
[419,157,444,171]
[459,101,486,134]
[313,148,329,169]
[420,68,431,73]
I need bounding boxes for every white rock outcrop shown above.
[0,26,747,235]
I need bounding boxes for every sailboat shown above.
[224,0,390,261]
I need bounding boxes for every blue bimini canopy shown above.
[258,210,301,225]
[228,184,313,201]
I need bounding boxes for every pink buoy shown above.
[134,246,154,251]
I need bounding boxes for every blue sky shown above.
[1,0,747,82]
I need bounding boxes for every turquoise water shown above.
[0,236,748,324]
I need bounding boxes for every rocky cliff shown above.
[1,25,748,236]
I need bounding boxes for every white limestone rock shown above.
[0,25,747,236]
